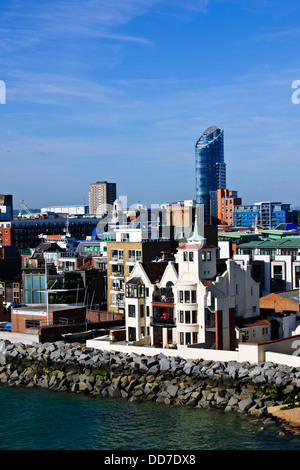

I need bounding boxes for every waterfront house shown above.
[125,215,261,351]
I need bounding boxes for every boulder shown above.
[238,397,254,412]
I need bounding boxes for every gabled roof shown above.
[31,242,65,258]
[127,276,143,285]
[142,261,168,283]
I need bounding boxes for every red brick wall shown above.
[87,309,124,322]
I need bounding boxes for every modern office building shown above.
[40,205,89,216]
[89,181,116,216]
[11,218,98,249]
[233,201,298,229]
[195,126,226,224]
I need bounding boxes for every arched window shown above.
[165,281,174,299]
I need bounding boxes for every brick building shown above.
[11,304,86,336]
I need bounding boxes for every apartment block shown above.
[11,218,98,249]
[233,201,297,229]
[107,240,178,314]
[0,221,12,247]
[89,181,116,216]
[233,235,300,297]
[211,189,242,226]
[0,194,13,221]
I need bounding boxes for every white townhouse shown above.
[125,216,265,351]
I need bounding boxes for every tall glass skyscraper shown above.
[195,126,226,224]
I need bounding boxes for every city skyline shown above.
[1,1,300,209]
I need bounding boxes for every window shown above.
[185,332,191,345]
[185,311,191,323]
[128,327,136,342]
[236,284,239,295]
[179,310,184,323]
[138,285,145,298]
[192,311,197,323]
[25,319,40,328]
[189,252,194,262]
[146,306,150,317]
[140,304,144,317]
[126,283,144,298]
[262,327,269,336]
[179,291,183,303]
[295,266,300,287]
[191,290,196,303]
[128,249,135,259]
[192,332,198,343]
[202,251,206,261]
[146,287,149,297]
[128,305,135,317]
[180,332,184,345]
[183,252,188,261]
[273,265,283,279]
[185,291,190,303]
[252,306,256,314]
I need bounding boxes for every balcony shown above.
[150,315,176,327]
[111,271,124,278]
[152,294,174,305]
[150,304,175,327]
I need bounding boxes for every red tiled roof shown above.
[235,317,270,328]
[201,280,215,286]
[178,244,217,250]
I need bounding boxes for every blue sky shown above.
[1,0,300,210]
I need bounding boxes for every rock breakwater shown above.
[1,339,300,424]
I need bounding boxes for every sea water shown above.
[0,384,299,451]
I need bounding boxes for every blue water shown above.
[0,384,299,450]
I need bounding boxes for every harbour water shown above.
[0,384,300,451]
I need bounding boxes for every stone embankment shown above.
[1,339,300,429]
